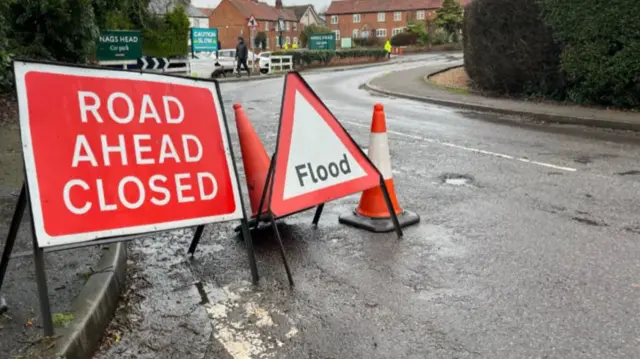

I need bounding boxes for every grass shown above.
[425,66,472,95]
[52,313,75,327]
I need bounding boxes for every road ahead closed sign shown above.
[13,61,242,247]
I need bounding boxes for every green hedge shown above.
[540,0,640,108]
[0,0,191,94]
[273,49,387,67]
[465,0,640,108]
[463,0,564,97]
[390,32,418,47]
[0,0,12,92]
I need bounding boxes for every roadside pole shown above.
[247,15,259,74]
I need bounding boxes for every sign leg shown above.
[269,218,294,286]
[0,184,27,293]
[240,218,259,285]
[379,178,403,239]
[0,184,27,314]
[255,156,276,230]
[311,204,324,227]
[188,225,206,256]
[30,222,54,336]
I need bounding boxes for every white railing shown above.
[97,60,137,70]
[268,56,293,74]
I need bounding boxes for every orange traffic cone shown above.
[339,104,420,233]
[234,104,271,219]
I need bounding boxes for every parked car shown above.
[216,49,258,74]
[189,49,259,78]
[258,52,271,74]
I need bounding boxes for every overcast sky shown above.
[192,0,331,12]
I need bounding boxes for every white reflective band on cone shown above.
[368,132,393,180]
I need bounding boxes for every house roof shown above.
[184,3,208,17]
[284,5,310,20]
[227,0,298,21]
[326,0,467,15]
[148,0,206,16]
[199,7,216,17]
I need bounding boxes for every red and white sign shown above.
[247,15,258,28]
[269,72,380,217]
[13,61,243,247]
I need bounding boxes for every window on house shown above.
[266,37,269,49]
[265,21,270,31]
[416,10,425,20]
[286,36,291,44]
[275,36,281,47]
[293,37,298,45]
[331,15,338,24]
[392,28,404,36]
[352,29,359,38]
[377,12,385,22]
[394,12,401,21]
[361,31,369,38]
[286,22,290,31]
[375,28,387,37]
[333,30,340,40]
[293,22,298,31]
[353,14,360,23]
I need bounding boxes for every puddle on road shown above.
[617,170,640,176]
[445,178,469,185]
[439,173,474,186]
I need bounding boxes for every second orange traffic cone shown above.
[234,104,271,219]
[339,104,420,233]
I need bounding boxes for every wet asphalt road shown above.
[97,53,640,359]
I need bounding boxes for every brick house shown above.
[325,0,468,45]
[284,5,325,26]
[208,0,299,52]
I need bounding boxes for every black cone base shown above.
[339,210,420,233]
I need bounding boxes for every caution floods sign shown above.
[14,61,243,247]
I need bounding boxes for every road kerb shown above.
[51,243,127,359]
[364,73,640,133]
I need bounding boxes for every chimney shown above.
[275,0,283,9]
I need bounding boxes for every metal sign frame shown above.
[0,59,260,337]
[250,72,403,286]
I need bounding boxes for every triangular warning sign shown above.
[247,15,258,27]
[269,72,380,217]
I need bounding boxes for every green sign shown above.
[191,28,219,52]
[97,30,142,61]
[308,32,336,50]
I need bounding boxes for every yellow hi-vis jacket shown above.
[384,41,392,53]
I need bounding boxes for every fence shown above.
[268,56,293,74]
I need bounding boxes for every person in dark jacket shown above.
[235,36,250,77]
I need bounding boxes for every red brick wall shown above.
[209,0,302,52]
[326,9,437,46]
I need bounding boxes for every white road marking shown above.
[342,120,577,172]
